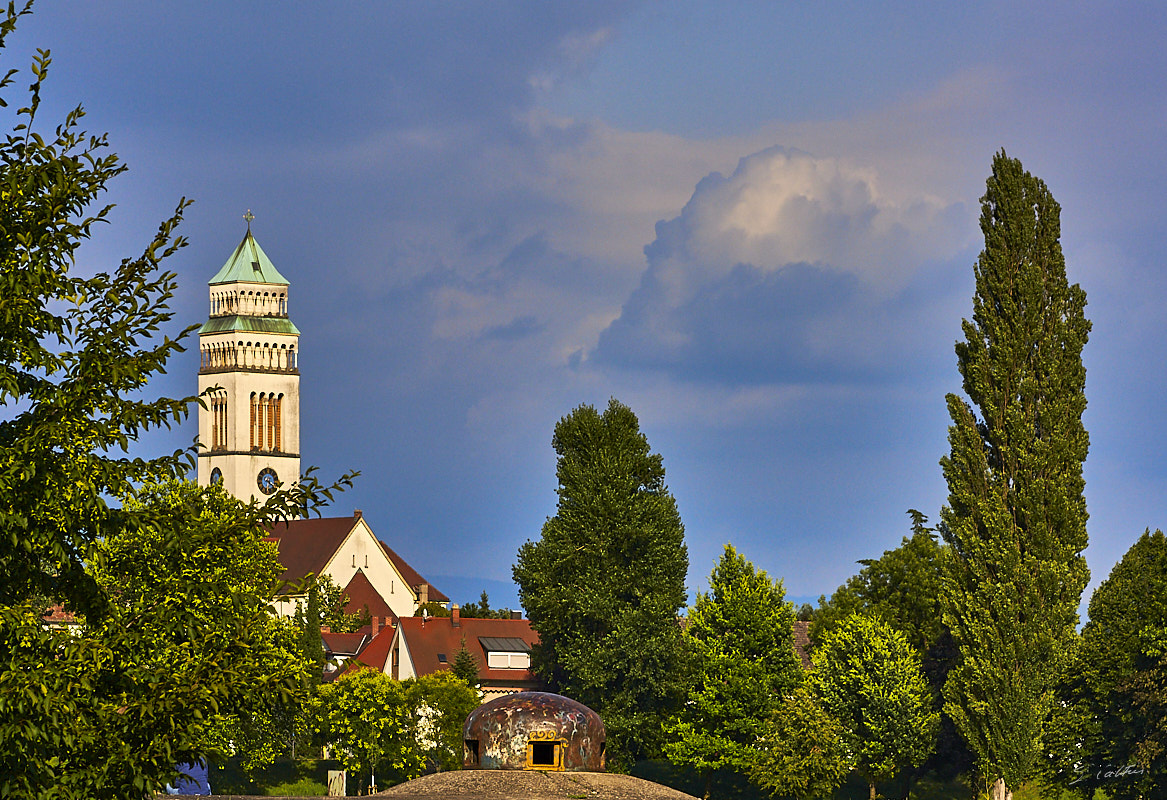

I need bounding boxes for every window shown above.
[530,742,556,767]
[267,394,276,450]
[479,637,531,669]
[437,653,447,664]
[525,737,564,771]
[487,652,530,670]
[273,394,282,451]
[211,393,228,451]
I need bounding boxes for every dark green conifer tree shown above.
[514,398,690,769]
[1057,530,1167,799]
[452,636,480,689]
[297,577,326,688]
[939,151,1090,800]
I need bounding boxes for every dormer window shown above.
[479,636,531,669]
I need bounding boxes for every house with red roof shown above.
[266,510,447,623]
[380,606,541,702]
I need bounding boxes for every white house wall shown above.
[393,628,417,680]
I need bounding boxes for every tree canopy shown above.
[812,510,946,656]
[939,151,1091,799]
[313,669,422,793]
[664,544,801,795]
[750,685,852,800]
[0,9,351,795]
[514,398,690,768]
[1056,529,1167,799]
[811,614,938,800]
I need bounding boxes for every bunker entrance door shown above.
[525,738,564,771]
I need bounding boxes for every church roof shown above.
[266,512,447,602]
[209,230,290,286]
[267,515,352,585]
[198,315,301,336]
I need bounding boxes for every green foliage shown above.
[939,151,1091,793]
[811,614,938,796]
[813,511,946,651]
[1047,530,1167,799]
[452,636,480,688]
[95,480,311,775]
[460,590,512,618]
[0,11,355,795]
[414,601,451,617]
[208,756,340,796]
[404,671,480,773]
[313,668,423,792]
[812,510,973,780]
[664,544,802,785]
[514,398,691,769]
[316,573,369,633]
[296,578,327,690]
[750,684,853,799]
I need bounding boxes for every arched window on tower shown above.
[211,392,228,452]
[274,394,282,451]
[250,393,258,451]
[268,394,278,451]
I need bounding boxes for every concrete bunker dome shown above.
[463,691,605,772]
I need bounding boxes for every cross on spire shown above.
[243,209,255,231]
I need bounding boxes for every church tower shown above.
[197,217,301,501]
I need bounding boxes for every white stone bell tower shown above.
[197,214,301,501]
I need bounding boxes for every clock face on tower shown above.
[257,467,279,495]
[210,467,223,486]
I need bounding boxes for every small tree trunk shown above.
[703,771,713,800]
[990,777,1013,800]
[869,779,877,800]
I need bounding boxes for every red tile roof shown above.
[380,540,448,602]
[42,604,78,626]
[342,570,394,619]
[354,624,396,672]
[267,515,355,586]
[322,631,370,657]
[397,616,540,687]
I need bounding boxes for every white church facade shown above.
[195,220,447,626]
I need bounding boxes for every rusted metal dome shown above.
[463,691,605,772]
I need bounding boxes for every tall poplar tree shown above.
[514,398,690,769]
[939,151,1090,800]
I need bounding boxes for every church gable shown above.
[321,513,426,620]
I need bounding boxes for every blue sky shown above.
[6,2,1167,612]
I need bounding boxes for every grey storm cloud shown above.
[595,146,971,384]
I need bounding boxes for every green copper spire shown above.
[208,228,290,286]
